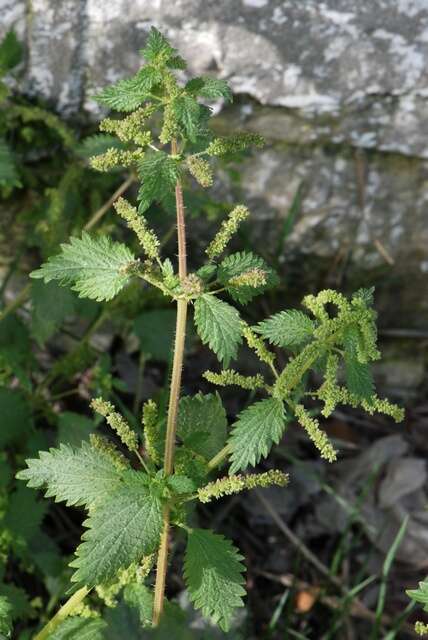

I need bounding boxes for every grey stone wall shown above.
[2,1,428,346]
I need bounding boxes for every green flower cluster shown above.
[198,470,288,503]
[241,323,275,367]
[186,155,213,187]
[206,205,249,259]
[91,397,138,452]
[114,197,160,260]
[203,368,265,391]
[206,133,265,156]
[90,148,145,171]
[294,404,337,462]
[100,105,155,145]
[89,433,128,471]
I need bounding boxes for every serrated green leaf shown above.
[186,77,233,103]
[173,95,210,142]
[0,388,32,447]
[353,286,375,307]
[17,442,124,508]
[0,595,12,636]
[49,616,106,640]
[256,309,315,348]
[94,66,162,112]
[194,294,242,366]
[30,233,136,302]
[344,326,375,400]
[140,27,186,69]
[184,528,245,631]
[70,472,162,587]
[138,151,180,213]
[229,398,287,473]
[31,280,76,345]
[218,251,278,305]
[177,393,227,461]
[0,30,23,73]
[0,138,20,188]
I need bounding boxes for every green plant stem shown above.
[34,586,90,640]
[152,139,188,626]
[208,444,232,470]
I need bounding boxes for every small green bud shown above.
[415,621,428,636]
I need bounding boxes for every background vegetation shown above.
[1,29,427,639]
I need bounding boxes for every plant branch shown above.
[152,138,188,626]
[34,586,90,640]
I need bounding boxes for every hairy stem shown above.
[152,139,187,625]
[34,587,90,640]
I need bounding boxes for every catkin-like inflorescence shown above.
[206,205,249,259]
[203,368,265,391]
[99,105,155,144]
[198,470,288,503]
[294,404,337,462]
[114,197,160,260]
[362,396,404,422]
[241,323,276,367]
[90,148,145,172]
[229,268,267,288]
[206,133,265,156]
[159,101,180,144]
[318,353,341,417]
[142,399,161,465]
[91,398,138,452]
[186,155,213,187]
[89,433,128,471]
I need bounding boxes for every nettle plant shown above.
[17,29,404,637]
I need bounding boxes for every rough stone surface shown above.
[1,0,428,337]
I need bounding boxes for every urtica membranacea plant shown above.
[17,28,404,637]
